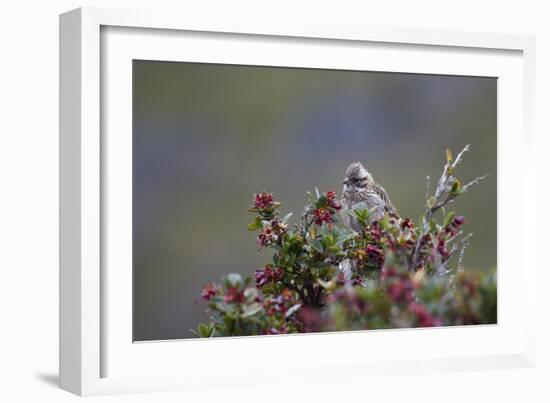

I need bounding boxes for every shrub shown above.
[192,145,495,338]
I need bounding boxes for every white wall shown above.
[1,0,548,401]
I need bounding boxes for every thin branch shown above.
[456,234,472,271]
[451,144,470,169]
[409,145,481,271]
[462,174,489,193]
[447,232,472,263]
[425,175,431,201]
[447,233,472,290]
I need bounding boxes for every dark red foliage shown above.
[255,265,284,287]
[257,226,274,247]
[296,307,323,332]
[313,207,333,225]
[445,215,467,236]
[224,287,245,303]
[264,288,295,316]
[437,238,450,259]
[326,190,342,210]
[387,278,414,303]
[365,244,384,267]
[408,302,442,327]
[368,222,383,241]
[380,265,397,281]
[400,217,415,230]
[453,215,465,226]
[200,283,217,301]
[253,192,274,210]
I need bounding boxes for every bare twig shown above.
[447,233,472,263]
[409,145,485,271]
[456,234,471,271]
[451,144,470,169]
[425,175,431,200]
[448,234,472,289]
[462,174,489,193]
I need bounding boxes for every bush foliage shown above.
[192,146,496,338]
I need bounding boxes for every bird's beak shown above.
[342,179,350,185]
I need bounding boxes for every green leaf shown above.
[316,195,328,208]
[287,252,297,265]
[241,303,263,318]
[225,273,243,289]
[317,278,335,290]
[446,148,453,163]
[309,226,317,239]
[451,179,462,194]
[378,214,390,230]
[319,265,336,278]
[443,211,456,227]
[261,283,277,296]
[353,206,369,218]
[198,323,211,337]
[427,196,436,209]
[246,216,263,231]
[213,302,232,313]
[384,251,396,267]
[310,239,324,253]
[288,237,304,254]
[244,287,260,302]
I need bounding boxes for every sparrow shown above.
[341,162,399,231]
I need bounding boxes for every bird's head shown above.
[343,162,372,192]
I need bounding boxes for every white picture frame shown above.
[59,6,537,396]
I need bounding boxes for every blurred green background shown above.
[133,60,496,341]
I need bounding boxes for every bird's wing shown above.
[372,181,399,217]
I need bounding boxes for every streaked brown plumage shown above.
[341,162,398,231]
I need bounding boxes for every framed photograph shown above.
[60,7,536,396]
